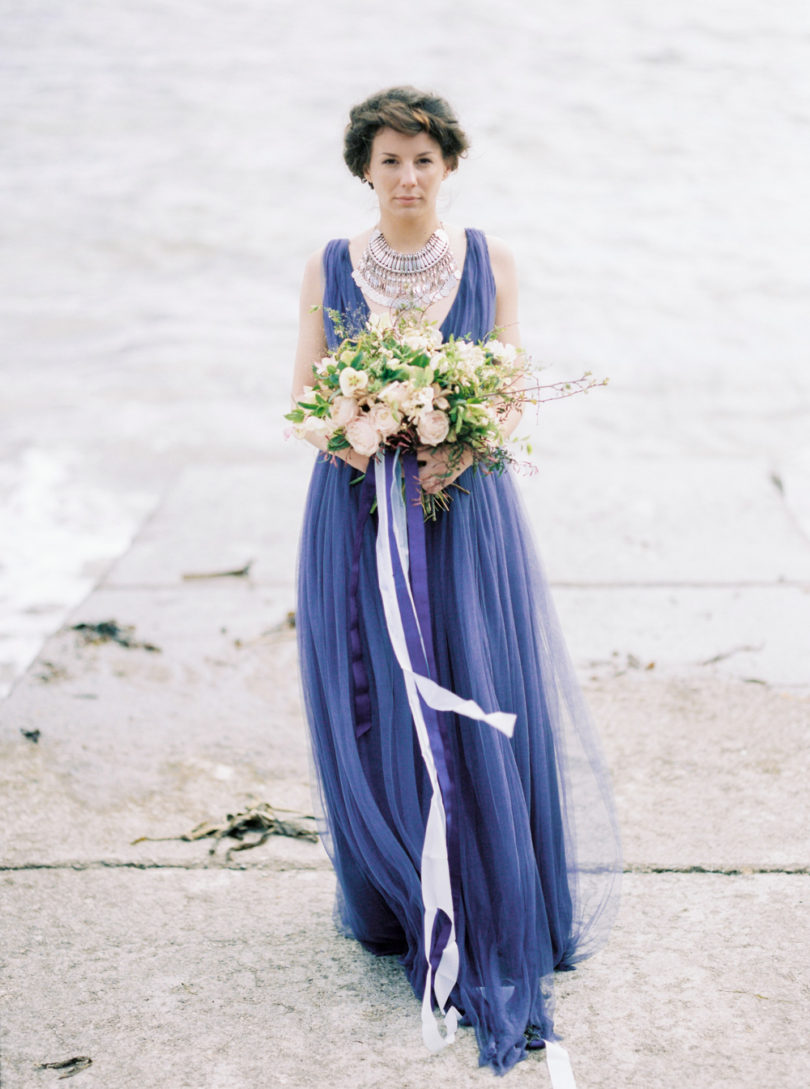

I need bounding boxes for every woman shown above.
[292,86,620,1075]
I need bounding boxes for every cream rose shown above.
[416,409,450,446]
[403,386,434,417]
[345,414,381,457]
[295,414,331,439]
[330,394,358,428]
[380,381,411,408]
[367,402,400,438]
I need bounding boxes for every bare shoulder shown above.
[483,234,517,276]
[299,246,326,308]
[302,245,324,282]
[484,234,521,345]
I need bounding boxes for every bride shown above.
[291,85,620,1076]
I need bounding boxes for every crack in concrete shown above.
[1,861,807,875]
[625,864,810,875]
[0,859,331,873]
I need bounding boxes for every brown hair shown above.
[344,86,470,183]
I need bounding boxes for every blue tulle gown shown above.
[297,230,621,1074]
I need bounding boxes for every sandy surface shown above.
[2,2,810,1087]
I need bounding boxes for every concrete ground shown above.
[2,464,809,1089]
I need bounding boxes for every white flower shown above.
[345,414,381,457]
[432,351,451,375]
[402,331,434,353]
[367,402,400,438]
[455,343,486,377]
[403,385,434,417]
[295,415,331,438]
[367,312,395,333]
[339,366,369,396]
[315,357,333,375]
[433,386,450,411]
[330,395,359,428]
[487,340,517,364]
[380,381,411,408]
[416,409,450,446]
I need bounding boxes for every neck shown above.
[376,212,441,252]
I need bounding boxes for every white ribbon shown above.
[374,455,461,1049]
[543,1040,578,1088]
[373,455,576,1087]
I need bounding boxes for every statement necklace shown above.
[352,225,461,310]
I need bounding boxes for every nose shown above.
[400,162,417,187]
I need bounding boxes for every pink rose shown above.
[416,409,450,446]
[345,414,381,457]
[330,395,358,428]
[367,402,400,438]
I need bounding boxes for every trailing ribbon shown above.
[372,449,515,1052]
[544,1040,578,1089]
[369,449,578,1089]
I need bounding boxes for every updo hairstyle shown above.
[344,86,470,184]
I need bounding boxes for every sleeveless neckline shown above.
[322,229,496,347]
[345,228,472,339]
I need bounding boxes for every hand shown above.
[417,444,474,494]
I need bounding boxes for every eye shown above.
[382,157,397,165]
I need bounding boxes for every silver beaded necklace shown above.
[352,225,461,310]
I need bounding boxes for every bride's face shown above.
[364,127,450,219]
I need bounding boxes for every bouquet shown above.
[286,310,602,517]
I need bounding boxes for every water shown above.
[2,0,809,694]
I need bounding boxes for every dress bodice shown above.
[321,228,496,349]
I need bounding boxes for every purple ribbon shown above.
[386,450,459,998]
[348,450,460,1005]
[348,471,376,739]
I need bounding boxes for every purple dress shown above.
[297,230,620,1074]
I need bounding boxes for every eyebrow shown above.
[376,148,437,158]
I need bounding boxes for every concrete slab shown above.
[593,674,810,870]
[1,870,807,1089]
[106,463,312,590]
[0,582,315,868]
[516,456,810,585]
[553,584,810,690]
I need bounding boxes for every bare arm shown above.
[291,250,370,473]
[419,234,524,494]
[488,234,522,354]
